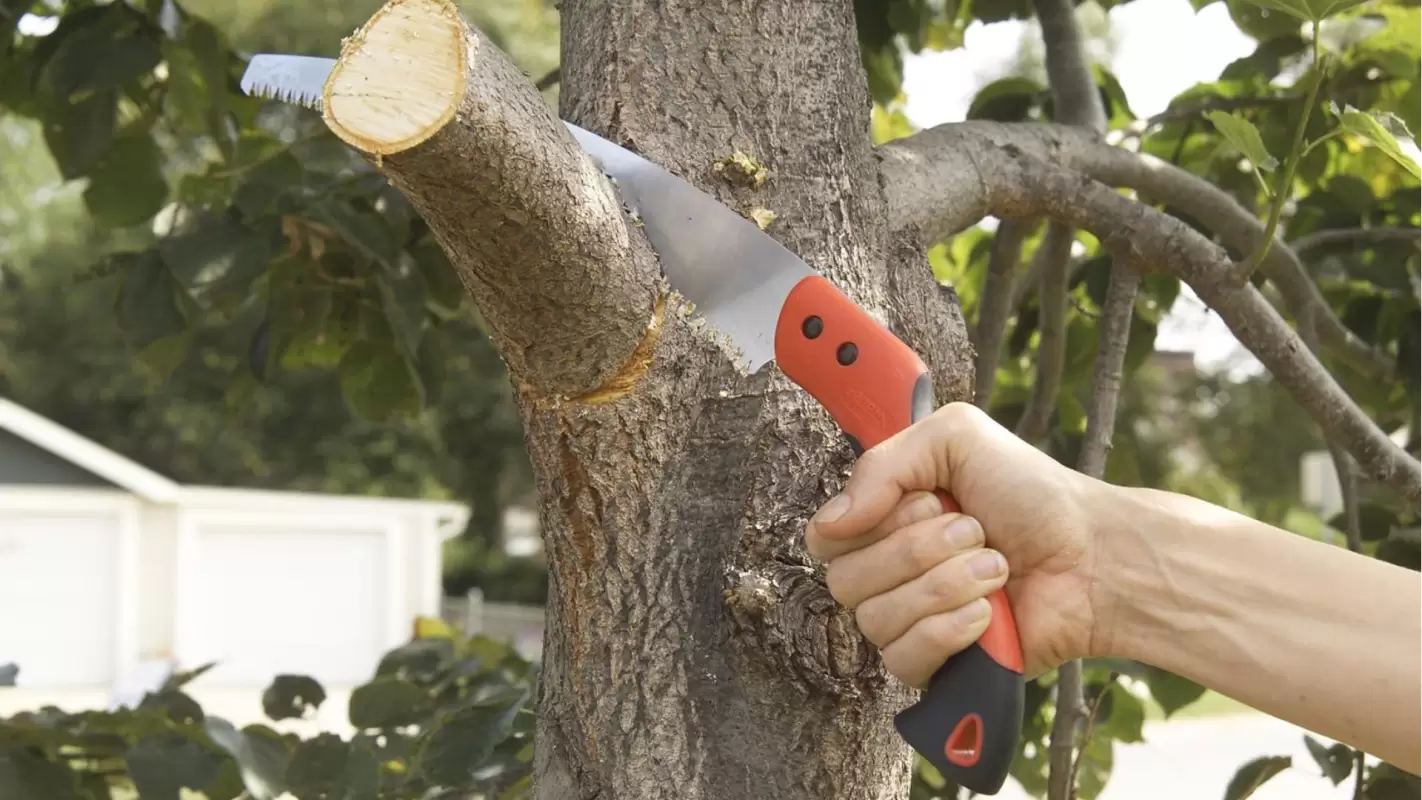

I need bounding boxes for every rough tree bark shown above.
[314,1,1422,798]
[326,0,974,797]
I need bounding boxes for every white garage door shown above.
[182,521,388,687]
[0,511,119,687]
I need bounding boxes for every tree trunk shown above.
[320,0,977,786]
[521,3,975,797]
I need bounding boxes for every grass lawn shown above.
[1140,689,1258,722]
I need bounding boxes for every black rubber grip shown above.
[893,641,1025,795]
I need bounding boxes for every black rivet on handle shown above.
[837,342,858,365]
[802,316,823,339]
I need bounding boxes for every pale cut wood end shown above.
[323,0,467,156]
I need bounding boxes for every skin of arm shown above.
[1093,483,1422,774]
[803,402,1422,777]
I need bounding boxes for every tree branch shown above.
[1032,2,1105,794]
[319,0,660,398]
[877,121,1395,380]
[877,128,1421,507]
[1079,263,1139,479]
[1291,226,1421,256]
[1014,220,1074,445]
[973,218,1033,407]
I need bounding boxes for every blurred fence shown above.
[440,588,545,660]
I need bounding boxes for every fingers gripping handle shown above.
[774,275,1025,796]
[894,492,1025,796]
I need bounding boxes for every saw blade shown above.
[240,54,818,371]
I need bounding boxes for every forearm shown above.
[1093,484,1421,773]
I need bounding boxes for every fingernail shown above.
[814,493,852,524]
[955,597,991,625]
[970,549,1005,580]
[946,516,983,550]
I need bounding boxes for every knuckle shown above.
[854,602,888,647]
[926,560,967,601]
[824,561,854,607]
[906,524,948,571]
[925,613,974,654]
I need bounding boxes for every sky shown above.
[899,0,1266,377]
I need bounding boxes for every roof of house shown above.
[0,397,180,503]
[0,398,469,528]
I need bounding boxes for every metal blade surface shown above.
[564,126,815,372]
[240,54,333,111]
[240,54,816,371]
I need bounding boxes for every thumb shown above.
[807,405,964,542]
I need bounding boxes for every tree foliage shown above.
[0,621,539,800]
[0,0,1419,798]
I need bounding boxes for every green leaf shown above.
[375,257,429,360]
[158,211,275,308]
[82,131,168,228]
[126,733,225,800]
[202,717,292,800]
[1224,755,1292,800]
[376,637,458,683]
[0,746,86,800]
[415,691,528,787]
[1327,503,1398,542]
[1227,0,1304,40]
[1242,0,1368,23]
[36,6,161,104]
[139,689,205,725]
[1142,666,1207,717]
[114,250,188,352]
[1303,735,1355,785]
[348,677,433,729]
[1337,106,1422,180]
[1375,538,1421,571]
[338,340,423,422]
[967,77,1045,122]
[1205,110,1280,171]
[41,87,118,180]
[262,675,327,721]
[284,733,350,798]
[1364,762,1422,799]
[1097,683,1146,744]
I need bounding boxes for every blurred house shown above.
[0,397,467,691]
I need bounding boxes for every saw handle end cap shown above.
[774,274,1025,796]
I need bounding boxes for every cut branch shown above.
[973,218,1033,407]
[877,121,1395,380]
[1015,221,1074,445]
[320,0,660,398]
[878,128,1421,507]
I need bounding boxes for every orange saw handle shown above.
[775,275,1024,796]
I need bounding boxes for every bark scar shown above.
[564,293,666,406]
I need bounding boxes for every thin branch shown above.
[1078,263,1140,479]
[1036,0,1106,134]
[318,0,660,398]
[973,218,1033,407]
[1015,221,1074,445]
[1066,672,1121,794]
[876,121,1396,380]
[1239,32,1325,282]
[1054,265,1139,798]
[1048,659,1085,800]
[1032,3,1105,794]
[1291,226,1421,255]
[535,66,561,91]
[879,130,1421,507]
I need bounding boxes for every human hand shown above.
[803,402,1107,686]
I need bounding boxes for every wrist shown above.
[1082,482,1183,663]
